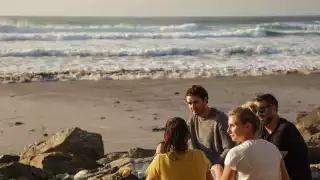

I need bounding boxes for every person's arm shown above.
[206,169,214,180]
[145,155,160,180]
[217,114,234,161]
[155,142,164,155]
[146,175,157,180]
[280,159,290,180]
[187,117,198,149]
[212,164,236,180]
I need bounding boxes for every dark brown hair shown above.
[185,85,208,101]
[254,93,279,112]
[228,107,260,134]
[163,117,189,153]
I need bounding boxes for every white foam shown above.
[0,22,207,33]
[1,45,320,57]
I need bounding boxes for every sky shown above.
[0,0,319,17]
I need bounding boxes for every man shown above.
[254,93,312,180]
[185,85,234,173]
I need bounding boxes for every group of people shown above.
[144,85,312,180]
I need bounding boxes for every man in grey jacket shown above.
[185,85,234,171]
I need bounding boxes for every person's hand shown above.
[212,163,223,172]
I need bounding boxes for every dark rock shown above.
[97,152,128,165]
[152,127,165,132]
[15,122,24,126]
[113,101,120,104]
[311,164,320,180]
[0,162,47,180]
[0,155,19,164]
[308,145,320,164]
[174,92,180,95]
[43,133,48,137]
[100,117,106,120]
[128,148,155,158]
[22,152,100,175]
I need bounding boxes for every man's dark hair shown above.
[185,85,208,101]
[163,117,189,153]
[254,93,279,112]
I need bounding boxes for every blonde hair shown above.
[228,107,260,134]
[241,101,258,114]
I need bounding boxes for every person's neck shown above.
[198,106,210,118]
[265,115,280,134]
[240,134,256,143]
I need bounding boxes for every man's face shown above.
[185,95,207,116]
[256,101,277,126]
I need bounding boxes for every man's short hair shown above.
[254,93,278,112]
[185,85,208,101]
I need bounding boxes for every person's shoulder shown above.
[210,107,228,122]
[278,118,300,134]
[189,149,205,156]
[256,139,279,149]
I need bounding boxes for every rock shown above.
[128,148,155,158]
[296,107,320,142]
[0,162,47,180]
[174,92,180,95]
[55,173,73,180]
[20,127,104,162]
[108,157,132,169]
[311,164,320,180]
[152,127,165,132]
[23,152,100,175]
[97,152,128,165]
[15,121,24,126]
[19,127,104,175]
[75,166,119,180]
[296,107,320,165]
[74,169,89,180]
[0,154,19,164]
[308,145,320,164]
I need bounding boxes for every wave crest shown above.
[0,45,320,57]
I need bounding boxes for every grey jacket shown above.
[188,108,234,165]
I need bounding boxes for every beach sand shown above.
[0,73,319,155]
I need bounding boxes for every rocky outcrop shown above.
[296,107,320,143]
[296,107,320,179]
[19,127,104,175]
[0,162,47,180]
[296,107,320,164]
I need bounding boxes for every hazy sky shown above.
[0,0,319,16]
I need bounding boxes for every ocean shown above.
[0,16,320,82]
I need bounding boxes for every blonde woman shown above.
[212,107,290,180]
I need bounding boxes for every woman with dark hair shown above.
[212,107,290,180]
[146,117,213,180]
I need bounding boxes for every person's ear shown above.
[244,122,252,131]
[204,97,208,104]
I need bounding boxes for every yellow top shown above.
[145,149,211,180]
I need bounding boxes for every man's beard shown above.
[260,117,273,126]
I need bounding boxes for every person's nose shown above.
[227,127,231,134]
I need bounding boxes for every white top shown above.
[224,139,282,180]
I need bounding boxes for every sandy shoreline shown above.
[0,73,319,155]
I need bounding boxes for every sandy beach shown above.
[0,73,319,155]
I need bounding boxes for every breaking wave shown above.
[1,45,320,57]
